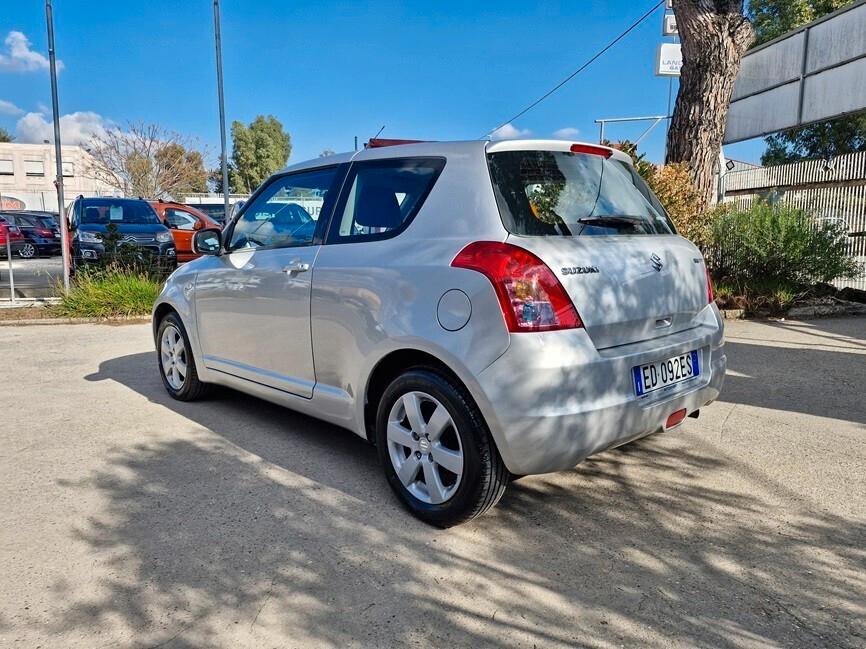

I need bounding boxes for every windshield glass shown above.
[81,199,161,225]
[487,150,676,236]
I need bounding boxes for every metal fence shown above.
[722,150,866,291]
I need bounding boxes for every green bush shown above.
[94,222,163,277]
[54,265,161,318]
[708,202,862,295]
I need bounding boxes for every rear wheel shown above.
[18,242,37,259]
[375,368,508,527]
[157,312,209,401]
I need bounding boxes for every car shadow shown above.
[63,347,866,647]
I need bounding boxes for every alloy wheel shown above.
[18,243,36,259]
[387,391,464,504]
[160,324,188,390]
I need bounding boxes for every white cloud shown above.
[0,31,62,73]
[490,123,531,140]
[0,99,23,116]
[16,111,109,145]
[553,127,580,139]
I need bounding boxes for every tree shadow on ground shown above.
[30,348,862,647]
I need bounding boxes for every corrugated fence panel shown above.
[722,150,866,291]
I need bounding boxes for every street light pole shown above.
[213,0,230,224]
[46,0,70,293]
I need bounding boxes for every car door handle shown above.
[283,260,310,274]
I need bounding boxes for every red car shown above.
[0,216,26,258]
[149,201,222,263]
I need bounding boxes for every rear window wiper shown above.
[577,215,643,225]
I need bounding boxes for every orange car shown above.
[149,201,221,263]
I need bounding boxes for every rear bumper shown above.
[475,305,726,475]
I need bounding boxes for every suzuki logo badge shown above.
[650,253,664,272]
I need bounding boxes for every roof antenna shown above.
[365,125,386,148]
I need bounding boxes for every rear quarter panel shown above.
[310,144,512,437]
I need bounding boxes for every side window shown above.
[165,208,199,231]
[329,157,445,243]
[230,167,338,250]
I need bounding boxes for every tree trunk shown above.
[666,0,754,207]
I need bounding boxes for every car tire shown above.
[157,312,210,401]
[18,242,37,259]
[375,368,508,527]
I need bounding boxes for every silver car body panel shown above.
[154,139,726,476]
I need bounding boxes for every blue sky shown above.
[0,0,764,166]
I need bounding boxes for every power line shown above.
[482,0,665,139]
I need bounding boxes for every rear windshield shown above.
[487,150,675,236]
[81,199,160,225]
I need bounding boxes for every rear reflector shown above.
[705,264,715,304]
[451,241,582,332]
[570,143,613,158]
[665,409,687,429]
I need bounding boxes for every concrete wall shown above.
[0,142,119,212]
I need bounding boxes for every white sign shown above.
[663,14,678,36]
[656,42,682,77]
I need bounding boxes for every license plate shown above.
[633,350,700,397]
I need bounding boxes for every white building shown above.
[0,142,119,212]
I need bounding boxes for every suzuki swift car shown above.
[153,139,726,527]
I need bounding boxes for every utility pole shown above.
[213,0,230,224]
[46,0,70,293]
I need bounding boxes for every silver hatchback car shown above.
[153,139,726,527]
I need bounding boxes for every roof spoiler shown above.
[365,138,431,149]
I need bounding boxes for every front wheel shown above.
[375,368,508,527]
[157,312,209,401]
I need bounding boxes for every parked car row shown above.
[0,210,61,258]
[2,199,222,268]
[60,196,223,272]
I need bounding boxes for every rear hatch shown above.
[487,142,709,349]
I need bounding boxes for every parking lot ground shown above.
[1,317,864,648]
[0,256,62,299]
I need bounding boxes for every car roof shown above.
[278,139,632,175]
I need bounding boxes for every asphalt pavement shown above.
[0,317,864,648]
[0,256,62,298]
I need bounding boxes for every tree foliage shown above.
[0,127,13,143]
[229,115,291,194]
[748,0,864,164]
[86,122,208,199]
[611,140,707,247]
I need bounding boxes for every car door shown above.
[162,206,201,261]
[194,166,343,398]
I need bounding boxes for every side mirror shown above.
[192,228,222,255]
[193,220,203,231]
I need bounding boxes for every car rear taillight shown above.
[36,228,54,237]
[451,241,582,332]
